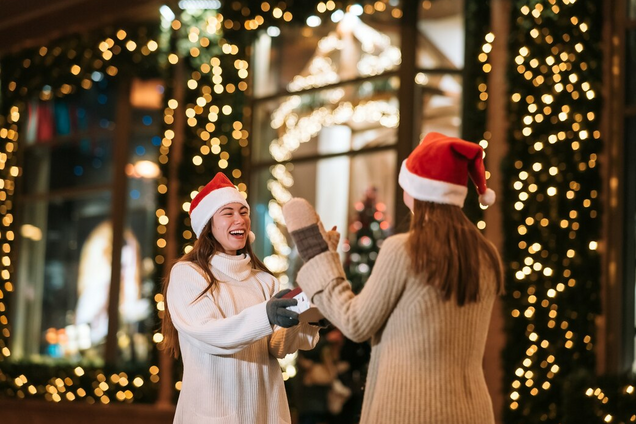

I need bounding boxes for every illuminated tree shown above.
[343,186,391,294]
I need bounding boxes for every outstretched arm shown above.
[295,238,408,342]
[167,263,273,356]
[283,198,409,342]
[268,322,320,358]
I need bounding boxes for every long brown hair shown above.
[160,219,272,358]
[407,200,503,306]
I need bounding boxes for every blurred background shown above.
[0,0,634,423]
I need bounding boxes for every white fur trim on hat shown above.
[190,186,249,238]
[398,161,468,207]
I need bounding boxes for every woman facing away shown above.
[161,172,320,424]
[282,132,504,424]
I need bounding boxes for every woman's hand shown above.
[266,289,300,328]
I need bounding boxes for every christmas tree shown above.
[343,186,392,294]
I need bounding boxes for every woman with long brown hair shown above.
[161,172,320,424]
[282,132,504,424]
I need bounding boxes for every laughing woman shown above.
[161,172,320,424]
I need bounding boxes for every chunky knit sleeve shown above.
[296,234,410,342]
[167,262,273,356]
[268,323,320,358]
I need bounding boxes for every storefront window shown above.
[250,2,466,291]
[11,78,162,365]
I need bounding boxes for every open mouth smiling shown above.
[229,230,246,237]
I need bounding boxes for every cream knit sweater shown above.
[167,253,320,424]
[296,233,498,424]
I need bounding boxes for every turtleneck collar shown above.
[211,252,253,281]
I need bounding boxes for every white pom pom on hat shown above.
[479,188,496,207]
[398,132,496,207]
[189,172,250,238]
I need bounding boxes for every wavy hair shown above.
[407,200,503,306]
[160,219,271,358]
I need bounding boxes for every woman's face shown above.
[211,203,251,255]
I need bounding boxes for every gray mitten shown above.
[283,198,330,262]
[266,289,300,328]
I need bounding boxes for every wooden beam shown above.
[395,0,420,226]
[105,76,132,365]
[0,0,162,55]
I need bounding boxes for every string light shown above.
[157,7,248,276]
[501,0,622,422]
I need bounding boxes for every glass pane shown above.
[252,8,402,98]
[418,0,465,69]
[12,192,112,363]
[418,73,463,139]
[630,0,636,18]
[22,80,117,195]
[252,78,400,164]
[22,136,114,194]
[118,183,157,364]
[117,101,163,365]
[627,30,636,108]
[250,150,397,287]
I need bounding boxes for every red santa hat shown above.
[398,132,496,208]
[189,172,250,238]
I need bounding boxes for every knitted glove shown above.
[283,198,331,262]
[266,289,300,328]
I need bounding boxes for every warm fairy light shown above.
[504,0,610,420]
[265,97,399,271]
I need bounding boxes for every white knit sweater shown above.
[167,253,320,424]
[296,233,498,424]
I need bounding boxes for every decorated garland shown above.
[502,0,634,422]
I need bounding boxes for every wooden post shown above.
[395,0,420,225]
[483,1,511,422]
[599,0,631,375]
[105,76,132,365]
